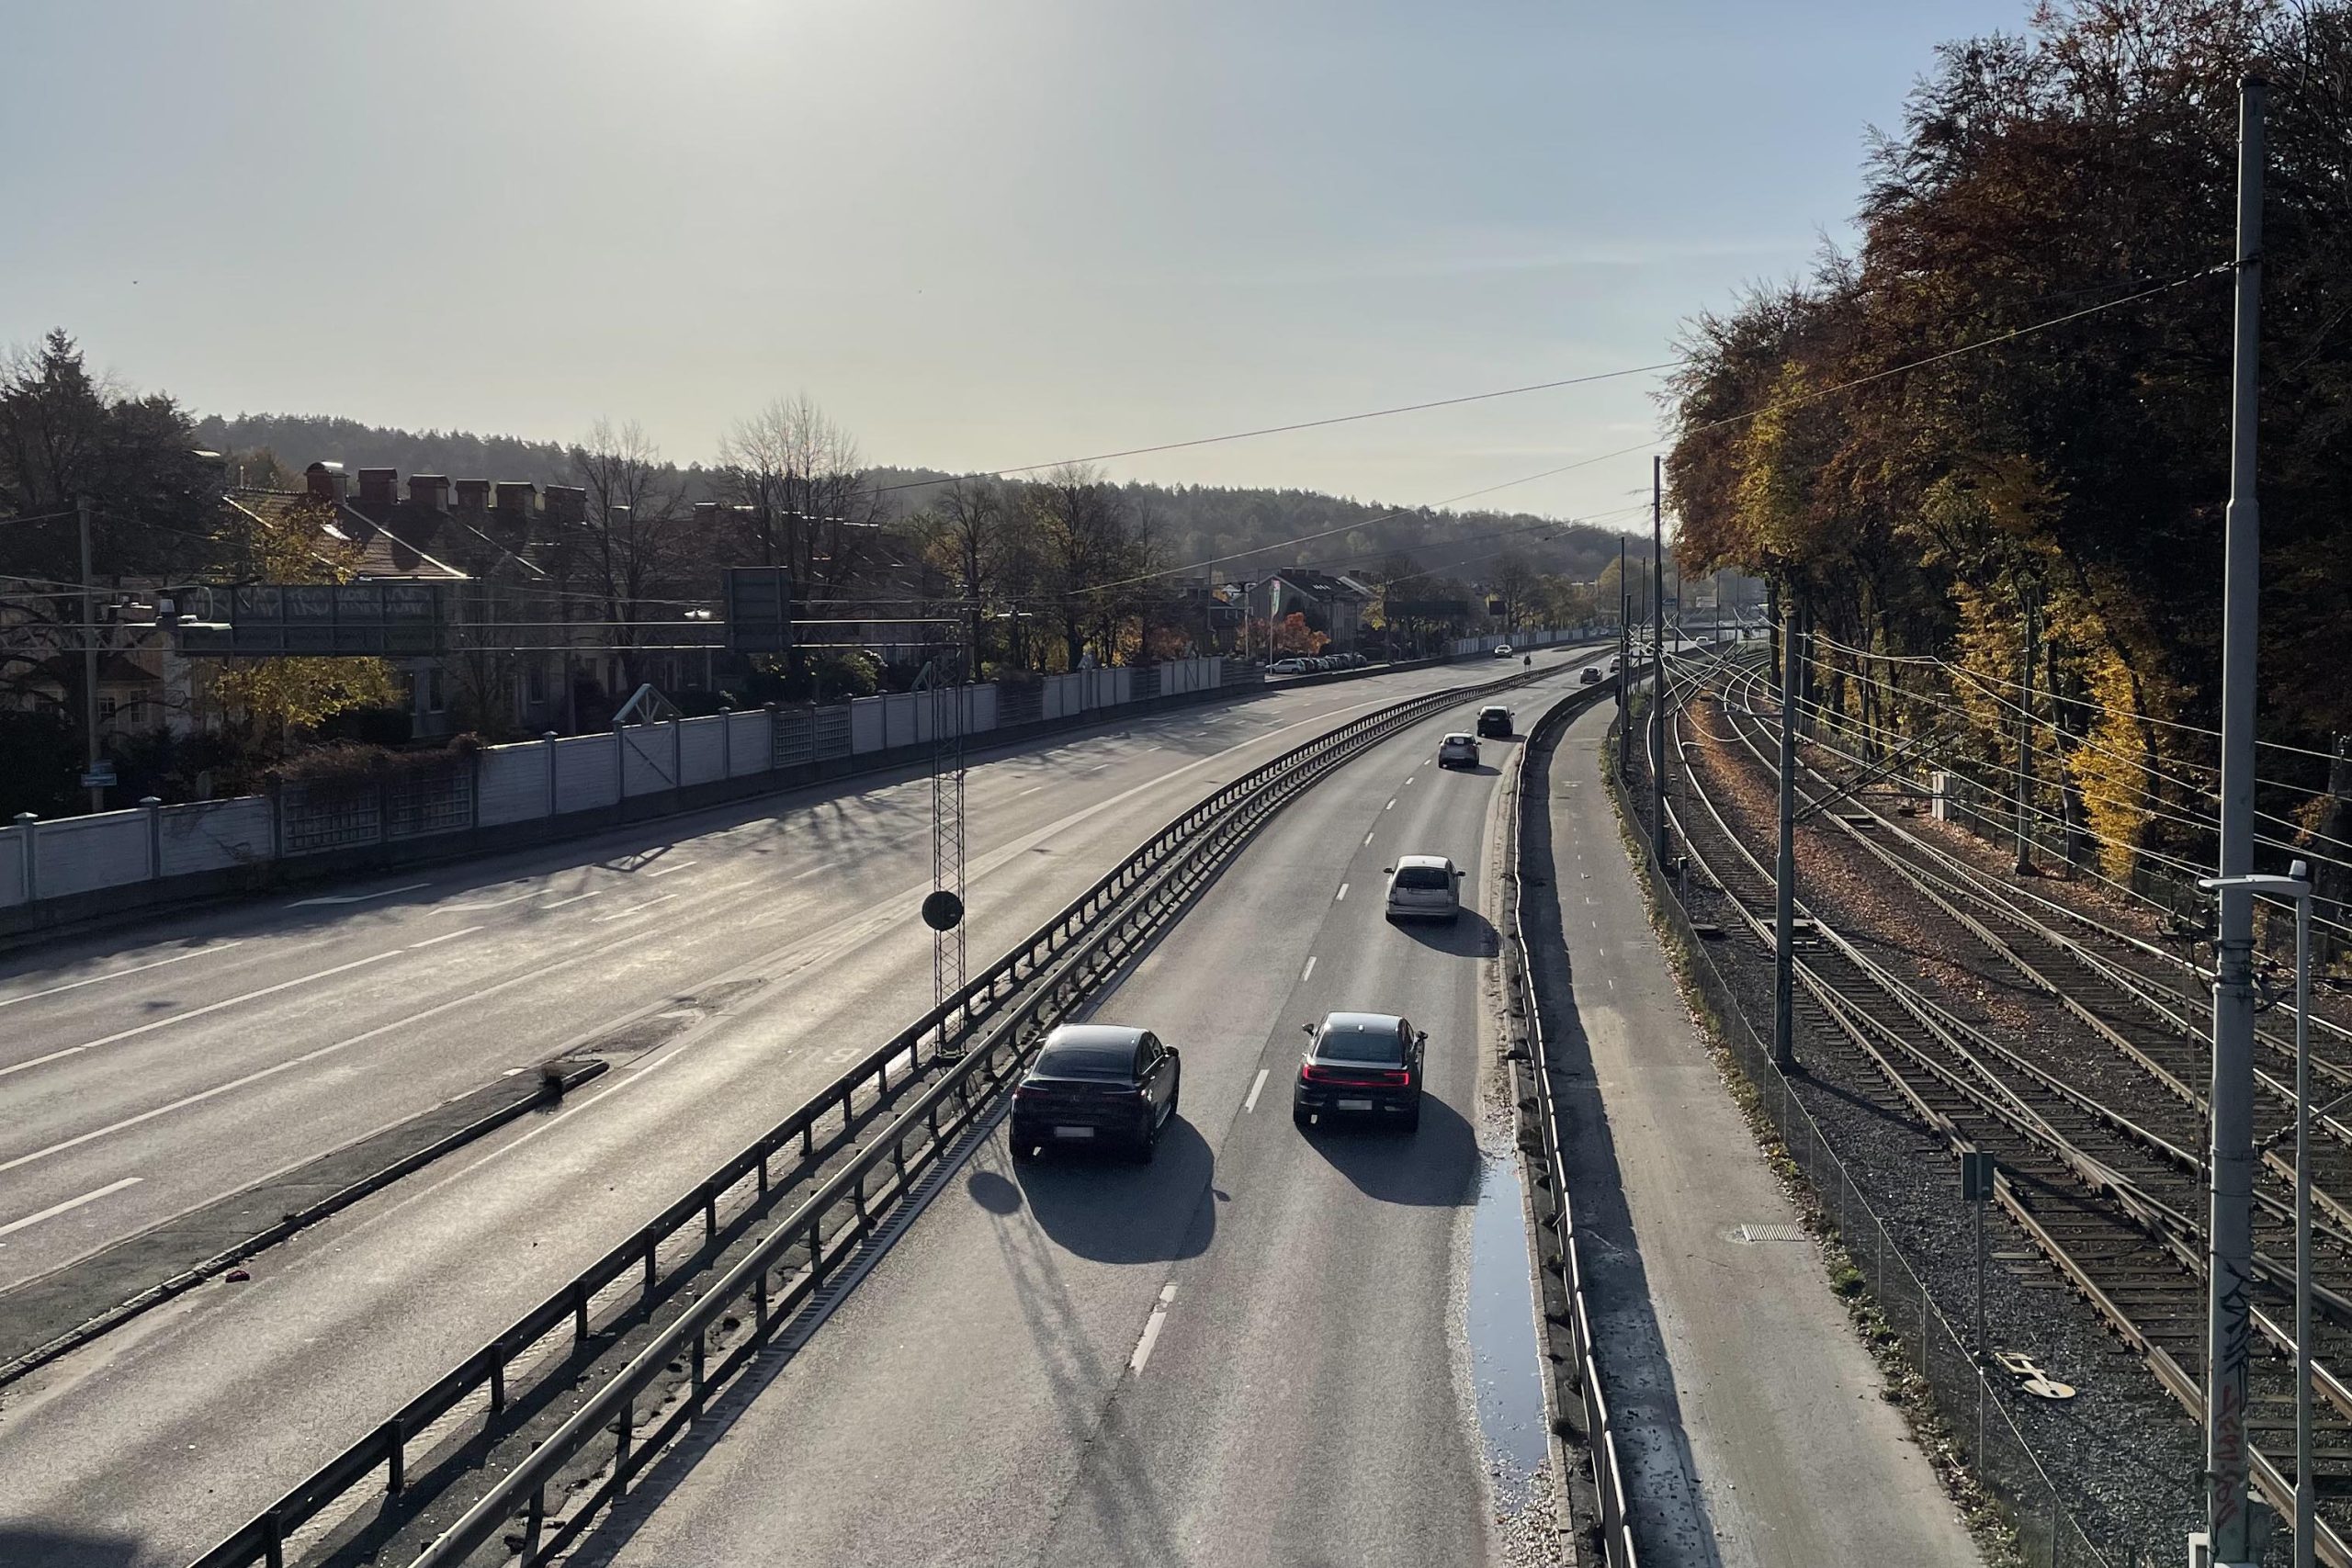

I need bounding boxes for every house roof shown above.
[227,490,469,582]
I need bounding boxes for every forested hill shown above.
[192,415,1638,582]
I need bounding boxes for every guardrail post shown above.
[690,1327,707,1416]
[808,1213,828,1286]
[543,731,559,818]
[14,813,36,903]
[384,1416,406,1494]
[642,1236,659,1303]
[572,1280,590,1342]
[754,1267,771,1337]
[614,1396,633,1490]
[262,1509,285,1568]
[719,705,731,778]
[490,1342,507,1413]
[141,796,162,879]
[524,1484,547,1564]
[704,1189,718,1240]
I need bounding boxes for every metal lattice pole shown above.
[929,643,968,1014]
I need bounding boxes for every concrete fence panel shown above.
[884,692,919,750]
[849,697,886,754]
[729,711,771,777]
[160,797,272,876]
[678,716,727,787]
[969,683,999,733]
[554,735,620,815]
[34,811,151,898]
[478,745,552,828]
[0,831,24,908]
[618,725,676,797]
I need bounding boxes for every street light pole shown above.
[2204,75,2267,1568]
[1650,457,1668,864]
[1773,592,1799,1071]
[78,495,104,813]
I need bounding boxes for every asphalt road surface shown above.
[0,650,1599,1568]
[564,673,1571,1568]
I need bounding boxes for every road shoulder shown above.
[1527,702,1980,1567]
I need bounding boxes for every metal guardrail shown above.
[188,659,1568,1568]
[1512,683,1640,1568]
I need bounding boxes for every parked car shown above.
[1493,643,1513,657]
[1294,1011,1425,1130]
[1011,1024,1182,1163]
[1476,705,1512,739]
[1437,732,1480,770]
[1384,854,1462,922]
[1270,657,1310,674]
[1580,667,1601,685]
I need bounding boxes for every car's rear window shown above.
[1444,733,1474,744]
[1395,865,1451,890]
[1035,1044,1133,1079]
[1317,1024,1402,1064]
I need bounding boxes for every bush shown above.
[0,709,81,818]
[312,705,413,747]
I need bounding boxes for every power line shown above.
[871,360,1686,495]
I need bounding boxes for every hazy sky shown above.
[4,0,2029,531]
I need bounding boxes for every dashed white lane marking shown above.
[0,943,243,1010]
[542,890,605,908]
[0,1177,143,1240]
[288,882,430,908]
[1336,884,1349,902]
[439,890,539,912]
[1245,1068,1271,1113]
[594,893,680,923]
[646,860,698,878]
[6,951,404,1080]
[409,926,483,951]
[1385,799,1396,809]
[1016,786,1046,797]
[786,864,831,881]
[1129,1283,1179,1376]
[1301,956,1317,982]
[1364,832,1374,847]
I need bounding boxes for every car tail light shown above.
[1300,1064,1409,1087]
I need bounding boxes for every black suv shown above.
[1476,705,1512,739]
[1012,1025,1182,1162]
[1293,1011,1425,1131]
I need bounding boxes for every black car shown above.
[1011,1024,1182,1162]
[1293,1011,1424,1131]
[1476,705,1513,739]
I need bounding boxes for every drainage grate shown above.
[1725,1223,1808,1244]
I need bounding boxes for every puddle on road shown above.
[1467,1149,1550,1508]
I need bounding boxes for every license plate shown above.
[1052,1125,1096,1139]
[1337,1098,1374,1111]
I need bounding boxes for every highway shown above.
[0,651,1597,1568]
[563,671,1569,1568]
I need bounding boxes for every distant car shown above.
[1476,705,1513,739]
[1437,732,1480,770]
[1607,654,1623,671]
[1011,1024,1182,1163]
[1580,667,1601,685]
[1493,643,1513,657]
[1270,657,1310,674]
[1384,854,1462,922]
[1294,1011,1425,1131]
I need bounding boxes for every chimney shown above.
[304,460,347,501]
[493,481,537,515]
[452,479,491,511]
[542,485,586,525]
[356,468,397,506]
[693,502,720,529]
[409,474,450,510]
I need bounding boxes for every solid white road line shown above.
[0,1177,143,1240]
[2,951,404,1081]
[541,890,605,908]
[0,943,243,1010]
[408,926,484,951]
[1245,1068,1270,1113]
[1128,1283,1178,1376]
[594,893,681,923]
[1301,956,1317,982]
[288,882,430,908]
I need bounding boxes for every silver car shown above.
[1385,855,1462,922]
[1436,732,1480,770]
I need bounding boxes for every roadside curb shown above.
[0,1055,607,1389]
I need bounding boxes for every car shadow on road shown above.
[1296,1092,1477,1208]
[1001,1117,1216,1264]
[0,1529,138,1568]
[1390,910,1500,958]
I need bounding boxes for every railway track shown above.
[1652,645,2352,1562]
